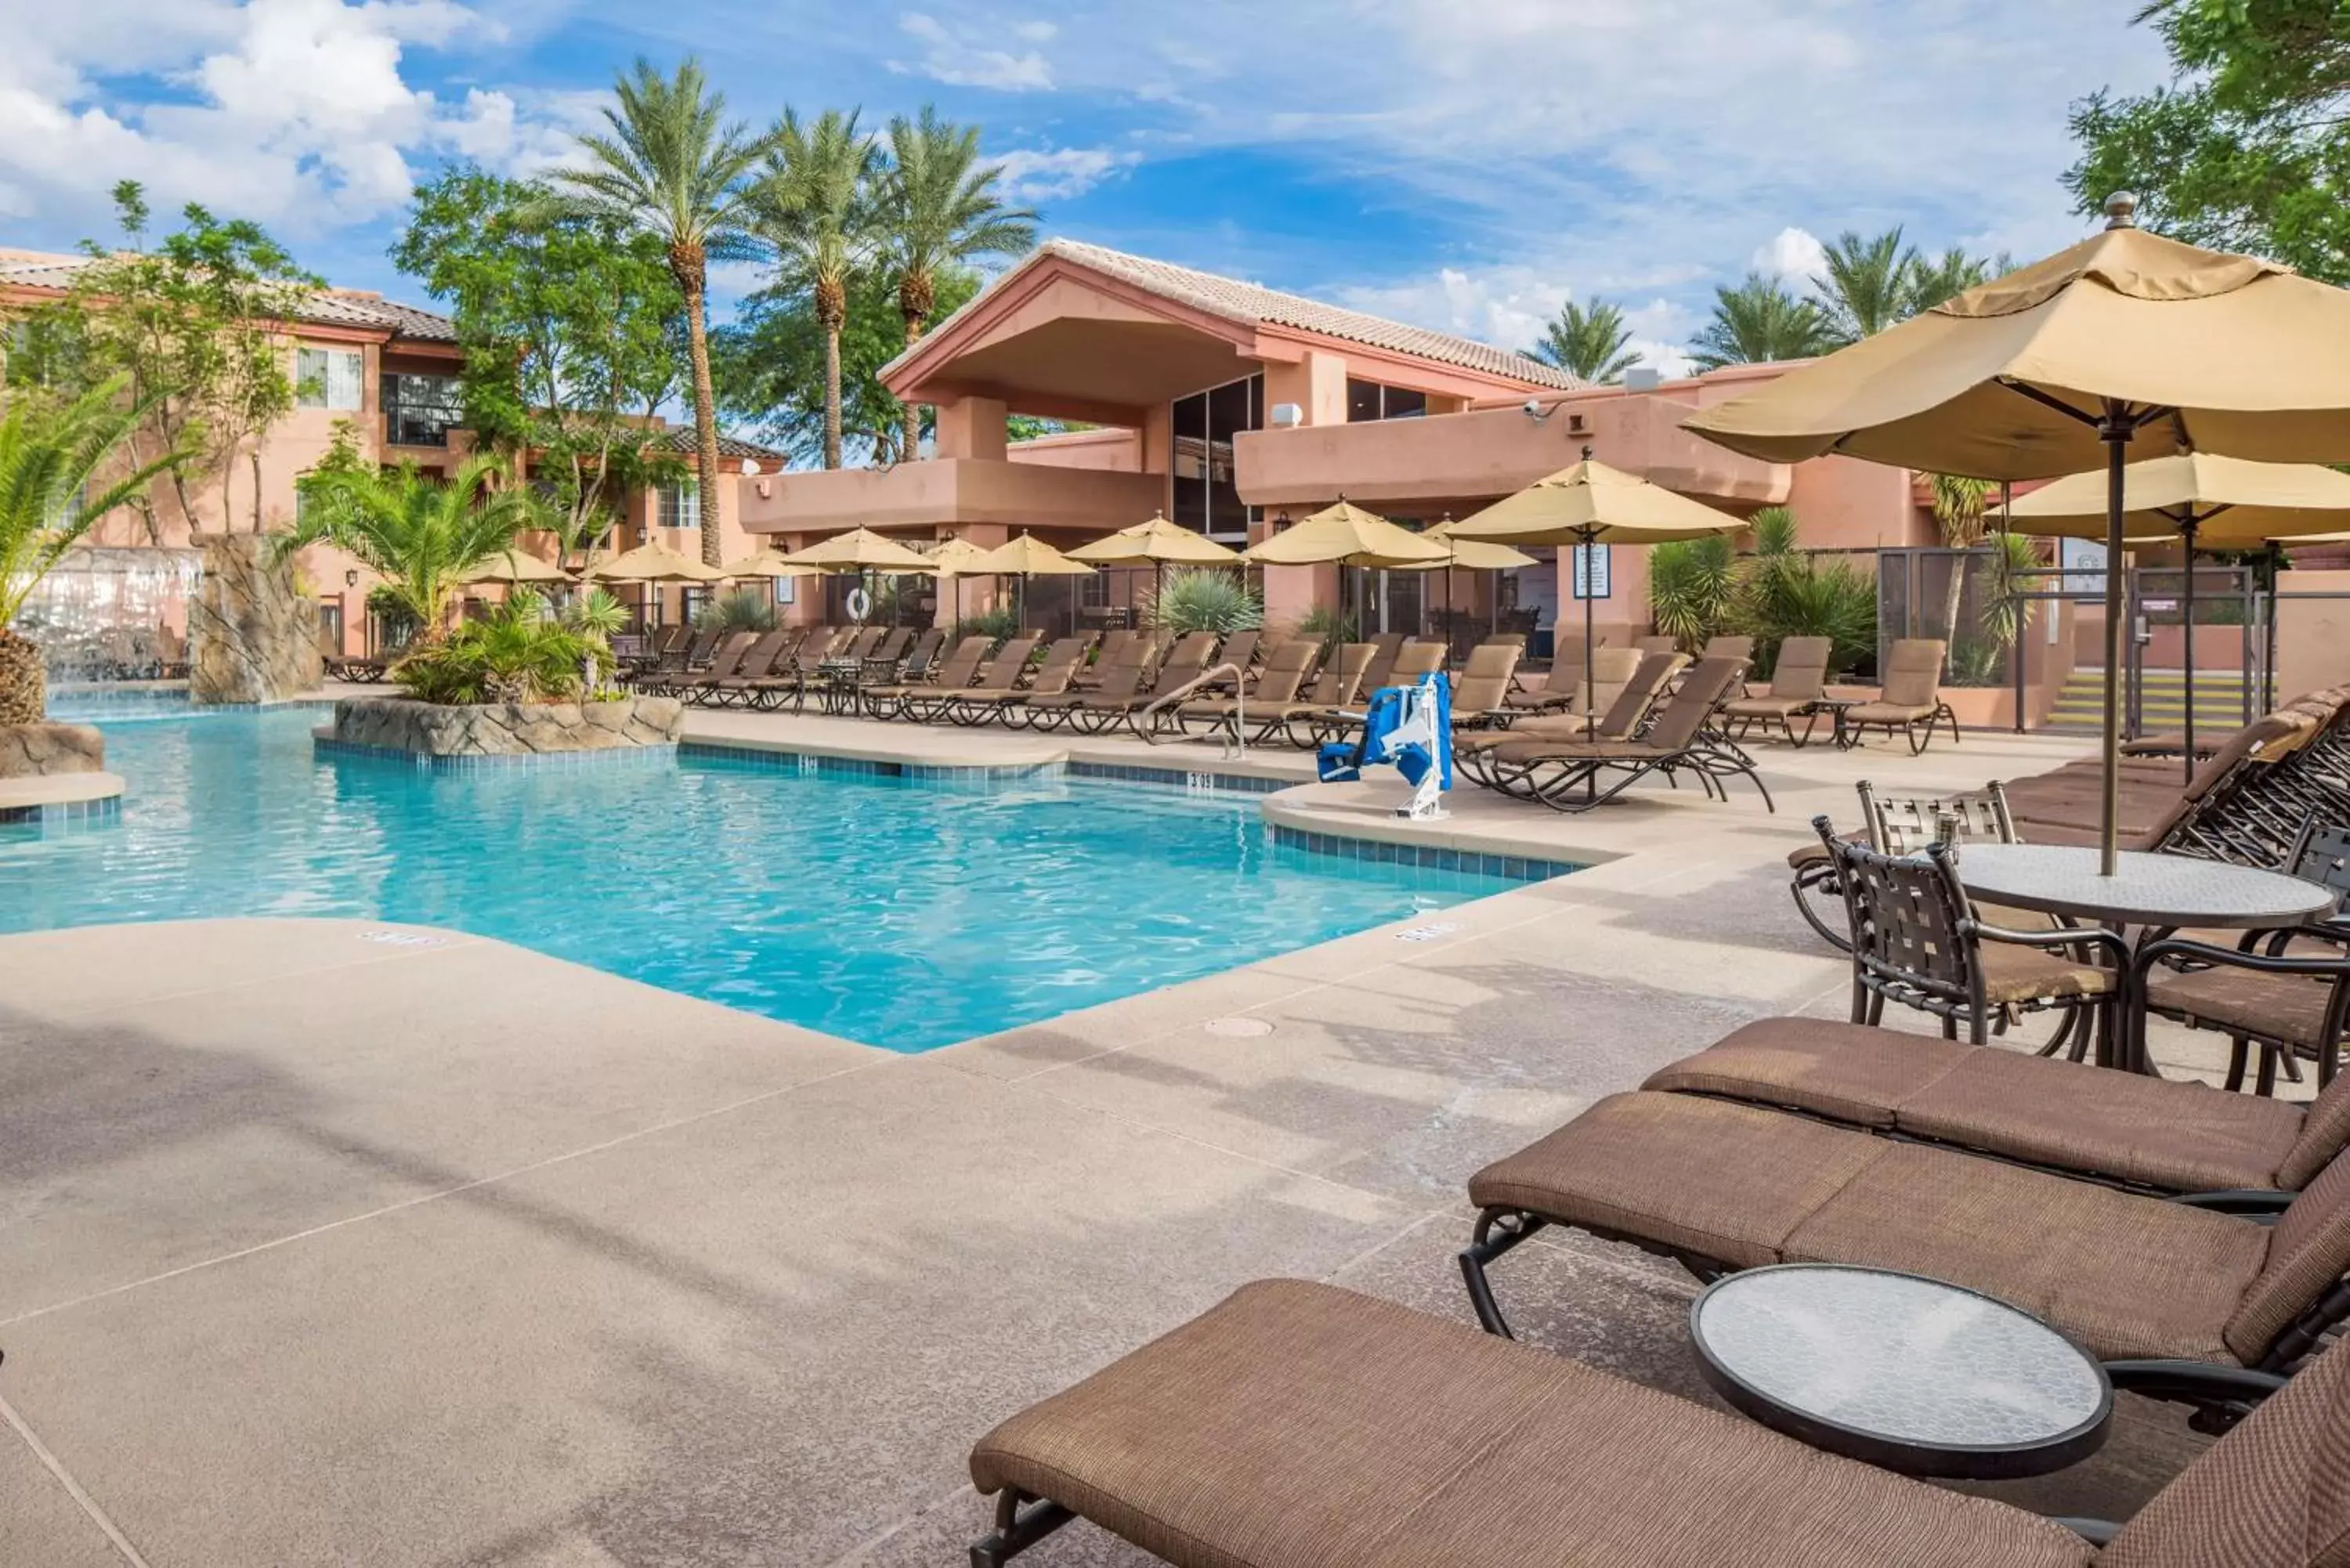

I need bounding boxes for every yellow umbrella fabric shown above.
[459,548,571,585]
[927,537,995,573]
[779,527,941,574]
[1682,201,2350,872]
[1243,500,1452,568]
[721,547,820,579]
[976,533,1097,576]
[1446,459,1748,547]
[1066,514,1243,565]
[584,541,725,583]
[1420,518,1538,573]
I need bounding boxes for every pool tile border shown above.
[682,742,1054,783]
[315,735,682,774]
[1271,825,1574,883]
[1065,761,1289,795]
[0,795,123,834]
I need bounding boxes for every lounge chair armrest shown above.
[2134,935,2350,986]
[2170,1189,2294,1217]
[2101,1359,2288,1405]
[1971,922,2131,968]
[2052,1519,2122,1546]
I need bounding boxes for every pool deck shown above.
[0,704,2258,1565]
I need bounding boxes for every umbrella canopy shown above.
[1445,458,1748,547]
[976,533,1097,576]
[721,547,820,579]
[1419,518,1538,573]
[1682,197,2350,873]
[584,540,725,583]
[1243,500,1452,568]
[1066,514,1244,566]
[459,548,571,585]
[926,537,996,573]
[1999,453,2350,546]
[778,527,940,575]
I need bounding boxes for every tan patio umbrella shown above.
[2001,454,2350,771]
[927,537,995,629]
[584,540,728,583]
[1684,195,2350,869]
[779,527,939,625]
[458,548,571,586]
[976,532,1095,634]
[1448,455,1748,719]
[1068,513,1243,623]
[721,546,821,579]
[1415,518,1538,663]
[1246,500,1452,661]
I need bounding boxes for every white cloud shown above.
[992,145,1137,204]
[1750,226,1828,288]
[891,12,1054,92]
[1334,265,1699,375]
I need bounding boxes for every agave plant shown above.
[694,587,777,633]
[0,376,188,722]
[393,592,598,706]
[1647,533,1737,648]
[1148,569,1262,635]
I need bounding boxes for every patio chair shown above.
[2001,710,2324,862]
[1249,643,1375,746]
[961,637,1092,727]
[1191,628,1261,694]
[683,630,721,668]
[1072,634,1219,737]
[1788,779,2023,954]
[891,627,946,684]
[2136,821,2350,1095]
[1838,638,1959,753]
[663,630,758,703]
[1461,650,1673,762]
[1502,650,1596,714]
[1177,638,1318,741]
[695,629,796,708]
[862,627,914,675]
[1464,657,1759,811]
[859,634,992,719]
[1302,640,1448,746]
[972,1276,2350,1567]
[1022,637,1153,731]
[1645,1014,2350,1198]
[1459,1087,2350,1425]
[1072,629,1137,689]
[1444,641,1524,729]
[907,636,1039,724]
[1721,636,1835,746]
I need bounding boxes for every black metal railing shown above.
[381,374,463,447]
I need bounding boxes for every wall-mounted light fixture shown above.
[345,569,360,587]
[1270,403,1304,428]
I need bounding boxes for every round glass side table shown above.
[1690,1264,2112,1479]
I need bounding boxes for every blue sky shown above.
[2,1,2174,374]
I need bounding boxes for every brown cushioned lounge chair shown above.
[1459,650,1676,771]
[906,635,1039,724]
[966,636,1090,727]
[1838,638,1959,753]
[1460,1088,2350,1426]
[1302,640,1448,746]
[971,1276,2350,1566]
[696,629,799,708]
[663,630,758,701]
[1723,635,1834,746]
[1647,1015,2350,1199]
[1444,641,1525,728]
[1177,638,1318,740]
[1467,657,1763,811]
[1253,642,1374,746]
[1021,637,1152,731]
[860,634,991,719]
[1072,633,1219,736]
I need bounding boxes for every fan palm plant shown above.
[1814,227,1920,344]
[1907,246,2008,313]
[548,57,769,564]
[877,107,1038,462]
[281,453,549,645]
[0,377,188,721]
[1647,533,1738,647]
[1526,297,1640,383]
[756,108,880,471]
[1688,273,1838,370]
[394,591,599,705]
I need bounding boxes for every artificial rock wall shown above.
[190,533,322,705]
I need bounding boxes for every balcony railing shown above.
[382,374,463,448]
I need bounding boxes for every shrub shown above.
[1147,569,1263,634]
[1295,603,1359,654]
[394,592,602,705]
[696,587,777,633]
[952,605,1022,641]
[1648,533,1737,648]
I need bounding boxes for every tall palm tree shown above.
[1525,297,1640,383]
[756,108,880,471]
[1907,246,2009,314]
[0,377,187,721]
[877,107,1039,464]
[282,453,551,644]
[1814,227,1920,344]
[1927,471,1993,647]
[548,57,768,565]
[1688,273,1838,370]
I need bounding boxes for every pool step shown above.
[2045,669,2254,733]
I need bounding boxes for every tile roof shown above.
[935,238,1584,391]
[650,428,788,464]
[0,249,456,343]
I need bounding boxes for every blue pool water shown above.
[3,706,1533,1050]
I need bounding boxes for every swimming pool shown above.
[3,706,1538,1050]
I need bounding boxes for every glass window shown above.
[1170,392,1208,533]
[659,482,700,529]
[298,346,365,410]
[1206,377,1253,540]
[1382,386,1427,419]
[381,373,462,446]
[1347,378,1382,423]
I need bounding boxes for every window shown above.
[1167,372,1264,540]
[658,482,700,529]
[298,347,365,411]
[1345,379,1428,422]
[381,373,463,446]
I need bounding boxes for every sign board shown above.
[1571,543,1611,601]
[2059,538,2110,601]
[2141,598,2178,612]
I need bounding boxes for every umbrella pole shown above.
[2096,403,2134,878]
[2180,514,2200,786]
[2265,541,2283,712]
[1581,529,1598,724]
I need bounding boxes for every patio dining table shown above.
[1954,843,2337,1073]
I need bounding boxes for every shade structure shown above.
[584,540,725,583]
[1420,519,1539,573]
[1244,500,1452,568]
[458,548,570,585]
[1682,198,2350,872]
[1449,457,1748,720]
[777,526,941,575]
[977,532,1094,633]
[1065,515,1244,566]
[2001,455,2350,773]
[720,547,821,580]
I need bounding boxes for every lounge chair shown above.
[1467,657,1765,811]
[1459,1088,2350,1423]
[1838,638,1959,753]
[1249,643,1374,746]
[2001,709,2323,858]
[660,630,757,700]
[956,637,1091,727]
[1022,637,1153,732]
[1071,634,1218,736]
[891,627,946,685]
[859,634,991,719]
[1645,1015,2350,1198]
[1349,632,1408,694]
[696,629,797,707]
[1302,640,1447,746]
[1072,629,1138,689]
[1461,650,1676,764]
[1446,641,1525,728]
[970,1276,2350,1566]
[1634,634,1678,656]
[1177,638,1318,741]
[1721,636,1835,746]
[1192,628,1261,692]
[906,636,1039,724]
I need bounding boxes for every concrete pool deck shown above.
[0,708,2265,1565]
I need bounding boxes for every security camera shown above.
[1520,397,1554,422]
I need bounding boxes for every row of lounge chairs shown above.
[967,1011,2350,1565]
[631,625,922,710]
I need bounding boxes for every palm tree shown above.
[1927,471,1994,648]
[1526,297,1640,383]
[283,453,550,644]
[756,108,880,471]
[877,107,1039,463]
[0,377,188,721]
[1688,273,1838,370]
[548,57,768,565]
[1814,227,1920,344]
[1907,246,2009,314]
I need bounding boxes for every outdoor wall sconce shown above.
[345,570,360,587]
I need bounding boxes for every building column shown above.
[933,396,1008,461]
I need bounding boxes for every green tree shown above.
[548,57,770,563]
[394,166,687,573]
[2066,0,2350,284]
[1927,471,1994,645]
[714,267,979,466]
[34,183,315,538]
[1906,245,2009,313]
[1814,227,1921,343]
[283,442,549,643]
[1525,296,1640,383]
[877,107,1038,462]
[1688,273,1838,370]
[0,376,192,720]
[754,108,881,471]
